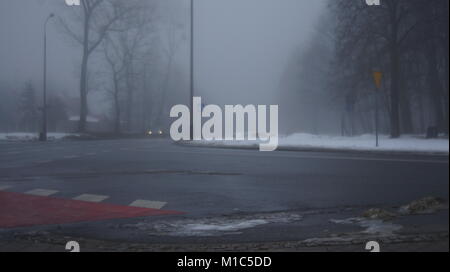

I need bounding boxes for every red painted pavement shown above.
[0,191,182,228]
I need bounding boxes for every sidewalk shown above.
[182,133,449,156]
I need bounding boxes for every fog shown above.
[0,0,79,91]
[2,1,446,137]
[195,0,325,105]
[0,0,325,133]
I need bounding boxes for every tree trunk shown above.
[389,43,401,138]
[78,13,90,133]
[442,0,449,135]
[388,3,401,138]
[399,71,413,134]
[156,57,173,129]
[113,77,121,134]
[79,57,88,132]
[425,42,445,133]
[125,66,133,132]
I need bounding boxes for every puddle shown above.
[330,217,402,236]
[122,212,302,237]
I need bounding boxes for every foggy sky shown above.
[0,0,79,92]
[0,0,326,114]
[195,0,325,105]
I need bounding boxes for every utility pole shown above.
[40,13,55,142]
[189,0,195,140]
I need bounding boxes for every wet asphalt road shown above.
[0,138,448,247]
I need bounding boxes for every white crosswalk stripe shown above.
[73,194,109,202]
[25,189,58,197]
[129,199,167,209]
[0,186,170,210]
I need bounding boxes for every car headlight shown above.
[158,130,163,135]
[147,130,153,135]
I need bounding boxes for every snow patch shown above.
[399,197,448,215]
[0,132,80,141]
[174,219,268,236]
[193,133,449,153]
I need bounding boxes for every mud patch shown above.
[362,208,396,221]
[399,197,448,215]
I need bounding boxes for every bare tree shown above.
[329,0,443,137]
[155,10,185,129]
[18,82,38,132]
[285,0,448,137]
[60,0,134,132]
[100,1,155,133]
[103,35,126,133]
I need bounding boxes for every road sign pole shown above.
[375,89,379,147]
[373,71,382,148]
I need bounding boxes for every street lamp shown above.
[190,0,194,140]
[40,13,55,142]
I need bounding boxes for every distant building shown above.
[67,115,109,132]
[65,97,110,132]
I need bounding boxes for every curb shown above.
[177,141,449,158]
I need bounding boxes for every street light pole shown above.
[190,0,194,140]
[41,13,54,142]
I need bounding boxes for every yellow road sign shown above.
[373,71,383,89]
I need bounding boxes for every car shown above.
[145,129,165,138]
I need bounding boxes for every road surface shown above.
[0,139,448,251]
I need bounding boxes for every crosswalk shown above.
[0,185,168,210]
[73,194,109,203]
[25,189,58,197]
[130,199,168,210]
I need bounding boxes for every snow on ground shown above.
[0,132,80,141]
[123,212,302,237]
[193,133,449,154]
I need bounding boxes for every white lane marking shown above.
[63,155,79,159]
[129,200,167,210]
[35,160,52,164]
[73,194,109,202]
[0,185,12,191]
[25,189,58,197]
